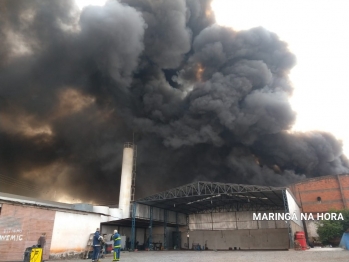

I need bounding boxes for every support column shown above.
[163,209,168,250]
[282,189,294,249]
[186,215,189,249]
[131,202,136,251]
[176,212,180,249]
[149,206,153,250]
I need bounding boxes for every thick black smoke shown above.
[0,0,348,204]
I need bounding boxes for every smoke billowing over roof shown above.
[0,0,348,204]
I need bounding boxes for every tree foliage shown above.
[317,209,349,244]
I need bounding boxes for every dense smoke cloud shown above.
[0,0,348,204]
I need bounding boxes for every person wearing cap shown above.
[112,229,121,261]
[92,228,103,262]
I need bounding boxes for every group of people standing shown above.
[92,228,121,262]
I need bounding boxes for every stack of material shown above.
[294,240,302,251]
[83,233,94,259]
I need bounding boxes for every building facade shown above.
[289,174,349,239]
[0,193,112,262]
[0,179,310,261]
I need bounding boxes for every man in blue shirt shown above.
[112,230,121,261]
[92,228,103,262]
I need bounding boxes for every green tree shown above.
[317,209,349,244]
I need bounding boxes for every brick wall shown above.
[289,174,349,215]
[0,203,55,262]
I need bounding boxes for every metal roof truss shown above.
[137,181,286,214]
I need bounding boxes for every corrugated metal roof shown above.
[0,191,73,209]
[0,192,112,216]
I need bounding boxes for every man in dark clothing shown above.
[92,228,103,262]
[37,233,46,262]
[112,230,121,261]
[37,233,46,248]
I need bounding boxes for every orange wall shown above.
[289,174,349,215]
[0,203,55,262]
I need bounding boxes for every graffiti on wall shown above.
[0,228,23,241]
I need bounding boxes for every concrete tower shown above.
[118,142,135,218]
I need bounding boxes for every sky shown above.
[211,0,349,157]
[1,0,349,204]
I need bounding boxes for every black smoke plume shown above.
[0,0,348,204]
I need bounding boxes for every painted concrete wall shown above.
[185,210,292,250]
[135,203,187,225]
[181,228,289,250]
[0,203,55,262]
[305,220,319,238]
[143,225,178,249]
[93,206,109,223]
[50,211,101,259]
[189,211,288,230]
[109,208,123,221]
[286,190,303,228]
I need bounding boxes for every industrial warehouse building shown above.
[0,143,348,261]
[2,175,348,262]
[0,181,303,261]
[122,181,303,251]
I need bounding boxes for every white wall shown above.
[50,211,101,257]
[305,220,319,238]
[189,211,288,230]
[286,190,303,228]
[181,228,289,250]
[109,208,123,221]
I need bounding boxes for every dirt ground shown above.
[48,249,348,262]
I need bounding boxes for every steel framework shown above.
[131,202,136,250]
[137,181,286,215]
[148,206,153,250]
[139,181,284,201]
[131,144,137,202]
[175,212,180,248]
[163,210,167,250]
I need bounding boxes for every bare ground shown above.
[48,249,348,262]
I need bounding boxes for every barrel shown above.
[295,231,307,250]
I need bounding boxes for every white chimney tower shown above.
[118,142,135,218]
